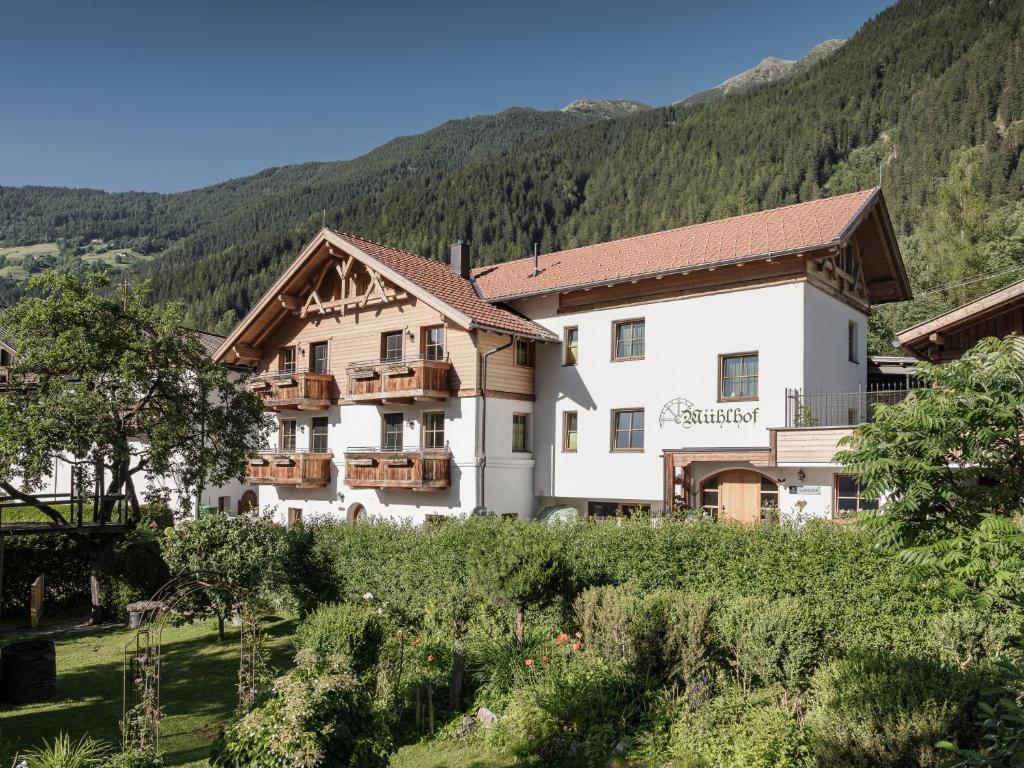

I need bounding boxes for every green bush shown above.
[805,652,975,768]
[294,602,386,674]
[575,584,666,677]
[716,595,822,696]
[667,684,811,768]
[212,650,387,768]
[20,732,109,768]
[106,750,165,768]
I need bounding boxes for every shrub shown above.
[667,684,812,768]
[716,595,822,697]
[805,652,975,768]
[20,732,109,768]
[294,602,386,674]
[662,590,719,694]
[106,750,165,768]
[575,584,665,677]
[212,650,387,768]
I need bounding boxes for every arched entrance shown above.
[237,490,258,516]
[347,502,365,524]
[700,470,779,524]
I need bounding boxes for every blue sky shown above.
[0,0,894,193]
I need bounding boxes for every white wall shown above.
[514,282,808,508]
[802,285,868,393]
[259,397,527,524]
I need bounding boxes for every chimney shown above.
[449,240,471,278]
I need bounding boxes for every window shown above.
[382,413,404,450]
[562,411,578,452]
[563,326,579,365]
[287,507,303,527]
[512,413,529,452]
[279,419,296,452]
[423,326,446,361]
[311,416,329,453]
[848,321,859,363]
[613,319,645,360]
[279,346,297,374]
[719,352,759,401]
[310,341,329,374]
[514,339,534,367]
[611,409,644,451]
[382,331,404,362]
[833,474,878,520]
[760,477,779,521]
[700,476,720,519]
[0,347,11,366]
[217,495,231,513]
[422,411,445,449]
[587,501,619,520]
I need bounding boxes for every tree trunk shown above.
[88,538,114,624]
[217,613,226,642]
[515,604,525,645]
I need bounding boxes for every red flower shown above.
[413,638,421,646]
[541,655,549,664]
[571,642,581,651]
[525,658,535,667]
[556,632,569,645]
[427,655,434,663]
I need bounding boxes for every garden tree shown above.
[835,334,1024,607]
[161,512,285,641]
[0,273,269,520]
[467,520,570,646]
[0,273,269,620]
[836,335,1024,767]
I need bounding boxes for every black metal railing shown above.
[784,385,917,428]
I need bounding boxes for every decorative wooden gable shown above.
[275,245,410,320]
[810,236,870,307]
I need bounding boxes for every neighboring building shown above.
[0,327,254,516]
[219,187,915,525]
[897,277,1024,361]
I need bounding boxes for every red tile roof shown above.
[472,188,880,300]
[333,231,557,340]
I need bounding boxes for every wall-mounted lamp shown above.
[797,469,806,483]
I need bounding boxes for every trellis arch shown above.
[121,571,264,752]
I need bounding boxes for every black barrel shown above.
[0,639,56,703]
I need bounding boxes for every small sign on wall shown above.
[788,485,821,495]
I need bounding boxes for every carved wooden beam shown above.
[233,344,262,361]
[278,294,301,311]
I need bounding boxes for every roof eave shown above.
[479,243,836,303]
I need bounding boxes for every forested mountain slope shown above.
[0,107,594,305]
[136,0,1024,344]
[4,0,1024,352]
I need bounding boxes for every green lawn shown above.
[391,740,536,768]
[0,615,297,767]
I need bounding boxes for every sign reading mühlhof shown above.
[659,398,759,429]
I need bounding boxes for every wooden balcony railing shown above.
[247,450,333,488]
[247,369,334,410]
[344,355,452,403]
[343,447,451,490]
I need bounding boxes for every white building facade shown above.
[217,188,912,526]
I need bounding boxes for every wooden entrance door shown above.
[717,469,762,524]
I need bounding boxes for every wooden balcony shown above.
[344,355,452,404]
[247,451,333,488]
[247,369,334,410]
[343,448,451,490]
